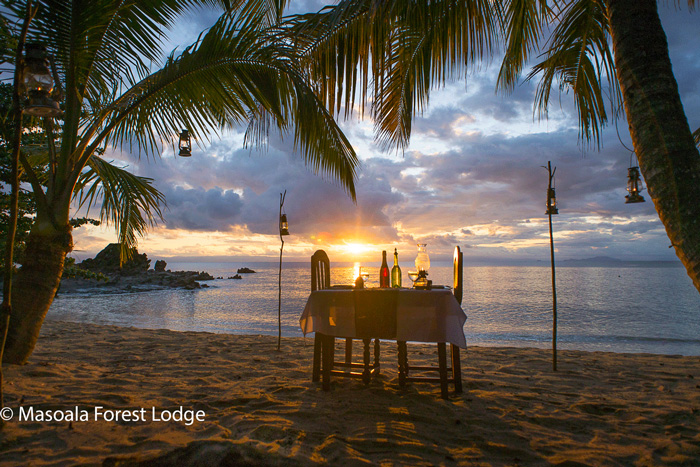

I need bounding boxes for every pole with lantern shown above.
[1,1,46,418]
[277,190,289,350]
[543,161,558,371]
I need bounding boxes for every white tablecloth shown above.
[299,288,467,348]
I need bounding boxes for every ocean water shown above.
[48,261,700,356]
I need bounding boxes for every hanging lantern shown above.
[23,43,61,117]
[546,187,559,215]
[279,213,290,236]
[625,166,646,204]
[178,129,192,157]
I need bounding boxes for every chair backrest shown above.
[453,246,463,304]
[311,250,331,291]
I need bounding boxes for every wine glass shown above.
[360,268,369,283]
[408,271,420,287]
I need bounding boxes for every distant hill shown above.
[559,256,682,268]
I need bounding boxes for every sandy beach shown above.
[1,319,700,466]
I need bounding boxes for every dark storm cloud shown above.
[161,185,244,231]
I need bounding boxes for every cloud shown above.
[161,186,244,231]
[70,4,698,263]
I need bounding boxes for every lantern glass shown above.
[546,188,559,215]
[23,44,54,93]
[625,166,645,203]
[23,62,54,93]
[414,244,430,273]
[178,129,192,157]
[279,214,290,235]
[23,43,61,117]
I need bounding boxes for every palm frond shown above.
[25,0,238,99]
[527,0,619,147]
[78,9,358,199]
[284,0,498,150]
[74,155,166,264]
[283,0,376,118]
[239,0,289,26]
[496,0,552,93]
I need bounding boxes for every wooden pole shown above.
[1,2,36,424]
[545,161,558,371]
[277,190,286,351]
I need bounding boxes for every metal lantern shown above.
[178,129,192,157]
[279,214,290,236]
[625,166,646,204]
[546,187,559,215]
[23,43,61,117]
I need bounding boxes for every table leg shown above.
[398,341,407,387]
[362,339,371,384]
[374,338,380,374]
[321,333,332,391]
[438,343,448,399]
[451,344,463,394]
[312,333,322,382]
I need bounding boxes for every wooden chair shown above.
[311,250,332,382]
[397,246,464,398]
[310,250,380,389]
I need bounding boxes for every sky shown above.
[69,2,700,265]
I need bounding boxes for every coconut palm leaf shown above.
[526,0,619,147]
[496,0,552,93]
[285,0,498,150]
[74,9,358,199]
[374,0,499,150]
[74,156,166,263]
[12,0,239,116]
[2,0,245,190]
[286,0,400,119]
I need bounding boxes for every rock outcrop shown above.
[59,245,215,294]
[78,243,150,275]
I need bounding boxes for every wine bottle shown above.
[379,250,390,287]
[391,248,402,288]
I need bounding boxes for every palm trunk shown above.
[607,0,700,293]
[2,223,72,364]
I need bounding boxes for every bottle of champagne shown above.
[391,248,402,288]
[379,250,390,287]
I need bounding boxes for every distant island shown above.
[559,256,682,268]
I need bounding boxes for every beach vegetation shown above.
[285,0,700,294]
[0,82,44,269]
[1,81,102,269]
[1,0,359,364]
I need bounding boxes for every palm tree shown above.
[285,0,700,293]
[1,0,358,364]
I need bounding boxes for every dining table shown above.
[299,286,467,389]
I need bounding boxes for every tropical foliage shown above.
[1,0,359,364]
[0,83,41,268]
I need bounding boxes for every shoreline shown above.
[40,313,700,357]
[2,320,700,465]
